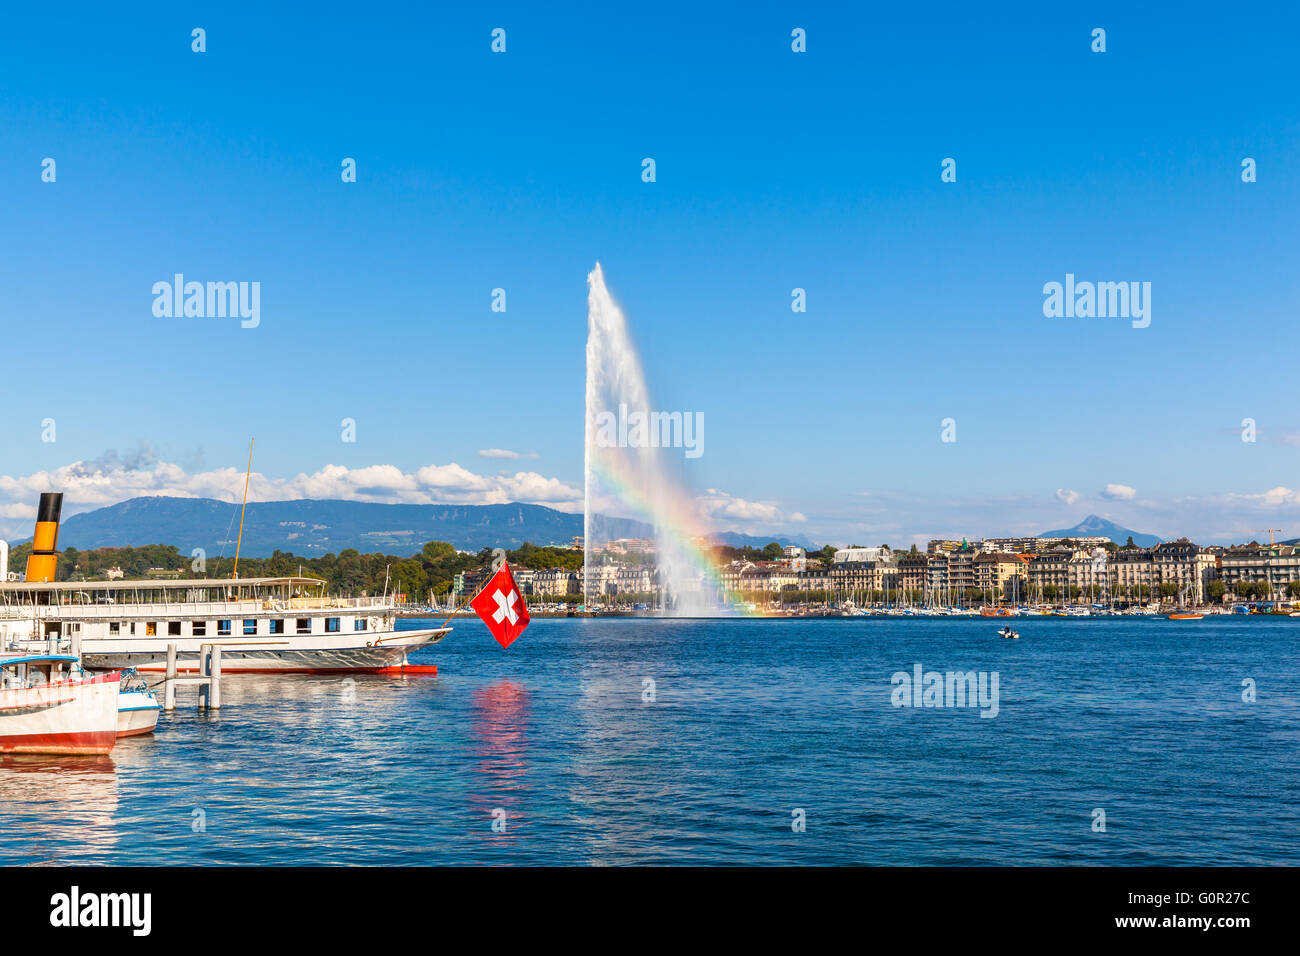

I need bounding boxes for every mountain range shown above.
[12,496,1161,557]
[28,497,816,558]
[1038,514,1161,548]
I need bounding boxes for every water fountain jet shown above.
[583,264,724,616]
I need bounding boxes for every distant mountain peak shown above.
[1039,514,1161,547]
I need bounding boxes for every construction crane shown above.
[1244,528,1285,545]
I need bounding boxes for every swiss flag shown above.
[469,561,531,648]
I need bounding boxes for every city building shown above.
[1026,547,1083,597]
[981,535,1110,554]
[829,557,899,596]
[1066,548,1114,598]
[924,550,978,600]
[532,568,578,596]
[926,539,968,555]
[975,551,1028,600]
[795,568,832,593]
[833,547,889,564]
[1109,548,1157,599]
[898,553,928,595]
[1151,539,1217,604]
[719,560,753,594]
[1219,544,1300,600]
[511,567,536,594]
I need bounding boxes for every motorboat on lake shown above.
[115,669,161,737]
[0,653,120,755]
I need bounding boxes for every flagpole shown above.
[439,592,478,630]
[439,565,501,629]
[232,438,254,580]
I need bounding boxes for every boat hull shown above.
[0,672,120,755]
[82,628,448,674]
[116,691,161,737]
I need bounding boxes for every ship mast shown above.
[232,438,254,580]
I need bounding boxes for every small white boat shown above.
[116,669,161,737]
[0,653,120,755]
[997,627,1020,640]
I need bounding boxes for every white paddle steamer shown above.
[0,493,448,674]
[0,575,448,673]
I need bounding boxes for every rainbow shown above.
[587,453,766,616]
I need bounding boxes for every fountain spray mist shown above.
[584,263,724,615]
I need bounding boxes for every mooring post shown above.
[210,646,222,710]
[198,644,210,711]
[164,643,177,711]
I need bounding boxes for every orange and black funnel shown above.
[25,492,62,583]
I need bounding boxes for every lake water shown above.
[2,615,1296,865]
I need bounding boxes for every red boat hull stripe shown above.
[0,730,117,755]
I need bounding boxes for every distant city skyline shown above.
[2,4,1297,547]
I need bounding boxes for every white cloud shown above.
[1101,483,1136,500]
[698,488,789,526]
[1228,486,1300,507]
[1055,488,1081,505]
[0,454,583,538]
[477,448,539,460]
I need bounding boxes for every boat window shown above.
[325,617,341,633]
[354,618,367,631]
[146,622,157,637]
[243,619,257,636]
[193,620,207,637]
[109,622,120,636]
[269,619,285,634]
[169,621,182,636]
[218,620,232,636]
[296,618,311,634]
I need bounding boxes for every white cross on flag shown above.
[469,560,531,648]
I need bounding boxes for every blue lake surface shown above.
[2,616,1297,865]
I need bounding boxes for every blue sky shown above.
[1,2,1297,546]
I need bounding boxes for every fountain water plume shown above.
[584,263,723,615]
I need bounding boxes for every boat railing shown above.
[0,596,395,620]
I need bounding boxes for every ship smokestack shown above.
[25,492,63,583]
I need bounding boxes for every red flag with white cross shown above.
[469,561,531,648]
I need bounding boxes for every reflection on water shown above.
[0,754,120,863]
[571,668,667,865]
[470,680,530,847]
